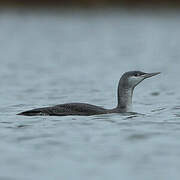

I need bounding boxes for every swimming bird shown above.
[17,71,160,116]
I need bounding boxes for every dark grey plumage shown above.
[18,103,107,116]
[17,71,160,116]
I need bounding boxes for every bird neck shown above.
[117,84,134,112]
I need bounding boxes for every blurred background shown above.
[0,0,180,7]
[1,1,180,180]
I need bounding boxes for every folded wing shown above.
[17,103,106,116]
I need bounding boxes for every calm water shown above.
[0,8,180,180]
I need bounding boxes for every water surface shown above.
[0,8,180,180]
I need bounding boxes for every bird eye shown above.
[134,73,140,77]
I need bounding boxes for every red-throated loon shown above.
[17,71,160,116]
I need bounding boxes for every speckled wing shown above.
[17,103,106,116]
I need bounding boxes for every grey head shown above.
[119,71,160,88]
[117,71,160,112]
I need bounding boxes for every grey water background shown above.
[0,8,180,180]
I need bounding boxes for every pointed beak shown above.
[142,72,161,79]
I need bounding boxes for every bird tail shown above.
[17,110,44,116]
